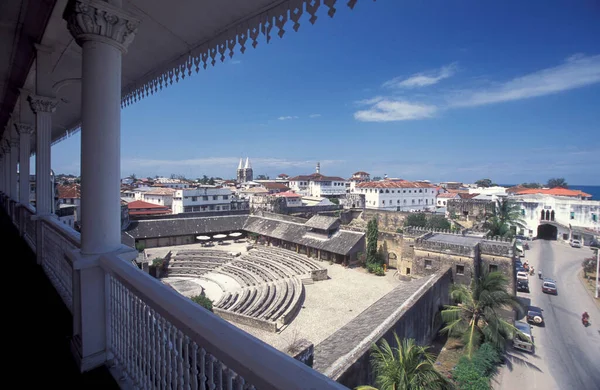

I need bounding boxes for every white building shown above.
[153,177,190,189]
[142,187,176,208]
[348,171,370,192]
[275,191,303,207]
[468,186,507,196]
[172,186,233,214]
[512,193,600,243]
[288,164,347,197]
[354,180,437,211]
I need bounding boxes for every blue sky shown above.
[51,0,600,184]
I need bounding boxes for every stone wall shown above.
[213,308,277,332]
[290,339,314,368]
[378,231,403,269]
[413,249,477,286]
[447,199,494,221]
[328,269,452,388]
[311,269,328,281]
[341,193,365,209]
[359,209,410,232]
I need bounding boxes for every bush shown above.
[191,295,213,312]
[135,242,145,252]
[367,263,385,276]
[452,343,500,389]
[152,257,164,267]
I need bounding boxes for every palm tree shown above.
[355,333,454,390]
[440,270,522,359]
[484,198,525,237]
[546,178,568,188]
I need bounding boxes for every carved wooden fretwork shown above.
[118,0,377,108]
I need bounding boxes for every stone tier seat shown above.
[252,247,323,271]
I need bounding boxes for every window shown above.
[593,214,598,222]
[570,212,575,220]
[213,195,218,200]
[223,195,229,200]
[489,264,498,273]
[456,265,465,275]
[406,267,411,275]
[192,196,197,201]
[521,209,525,216]
[424,259,432,269]
[202,196,208,201]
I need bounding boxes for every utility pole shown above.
[596,248,600,299]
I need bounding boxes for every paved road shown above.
[494,240,600,390]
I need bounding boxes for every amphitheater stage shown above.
[149,242,404,353]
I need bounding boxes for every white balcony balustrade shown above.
[1,202,345,389]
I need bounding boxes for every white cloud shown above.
[449,54,600,107]
[309,113,322,118]
[277,116,299,120]
[354,99,437,122]
[383,63,457,89]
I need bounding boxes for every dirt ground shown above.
[431,334,464,379]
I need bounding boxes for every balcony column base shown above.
[67,245,138,373]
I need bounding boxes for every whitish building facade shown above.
[513,194,600,243]
[172,186,233,214]
[354,181,437,211]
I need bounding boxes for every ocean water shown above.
[570,185,600,200]
[500,184,600,200]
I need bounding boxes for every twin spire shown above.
[238,157,251,170]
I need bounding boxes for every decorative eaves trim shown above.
[121,0,375,107]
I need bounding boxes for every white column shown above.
[63,0,140,372]
[9,137,19,200]
[15,124,34,204]
[28,96,57,215]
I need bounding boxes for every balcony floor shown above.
[1,209,119,388]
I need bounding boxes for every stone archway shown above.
[537,224,558,240]
[388,252,398,268]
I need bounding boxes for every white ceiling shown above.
[4,0,357,152]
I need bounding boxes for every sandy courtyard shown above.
[149,241,403,352]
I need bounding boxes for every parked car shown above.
[527,307,544,325]
[570,240,582,248]
[542,279,558,295]
[513,321,534,352]
[517,271,529,281]
[517,279,530,293]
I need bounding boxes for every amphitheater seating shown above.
[165,246,325,330]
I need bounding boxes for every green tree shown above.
[328,197,340,205]
[475,179,493,188]
[404,213,427,227]
[372,176,382,181]
[191,295,213,312]
[208,177,215,185]
[355,333,454,390]
[426,215,451,230]
[520,182,542,189]
[367,218,380,265]
[441,270,523,358]
[130,173,137,180]
[484,198,526,238]
[546,178,568,188]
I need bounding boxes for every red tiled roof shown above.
[437,192,459,198]
[57,184,81,199]
[514,188,591,197]
[261,182,290,190]
[128,200,170,210]
[356,181,435,189]
[288,173,346,182]
[352,171,370,175]
[446,189,469,194]
[458,193,479,199]
[275,191,301,198]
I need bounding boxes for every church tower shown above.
[316,161,321,174]
[243,157,253,182]
[236,158,244,183]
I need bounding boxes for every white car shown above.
[570,240,582,248]
[517,271,529,280]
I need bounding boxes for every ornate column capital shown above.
[14,123,34,136]
[28,95,59,114]
[63,0,140,53]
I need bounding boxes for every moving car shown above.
[527,307,544,325]
[517,279,530,293]
[542,279,558,295]
[570,240,582,248]
[513,321,534,352]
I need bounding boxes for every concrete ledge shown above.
[214,307,278,332]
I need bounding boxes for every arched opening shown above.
[537,224,558,240]
[550,210,555,221]
[541,210,545,220]
[545,210,550,220]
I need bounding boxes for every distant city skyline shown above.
[49,1,599,184]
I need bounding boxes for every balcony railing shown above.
[6,200,346,389]
[41,217,79,313]
[23,204,36,250]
